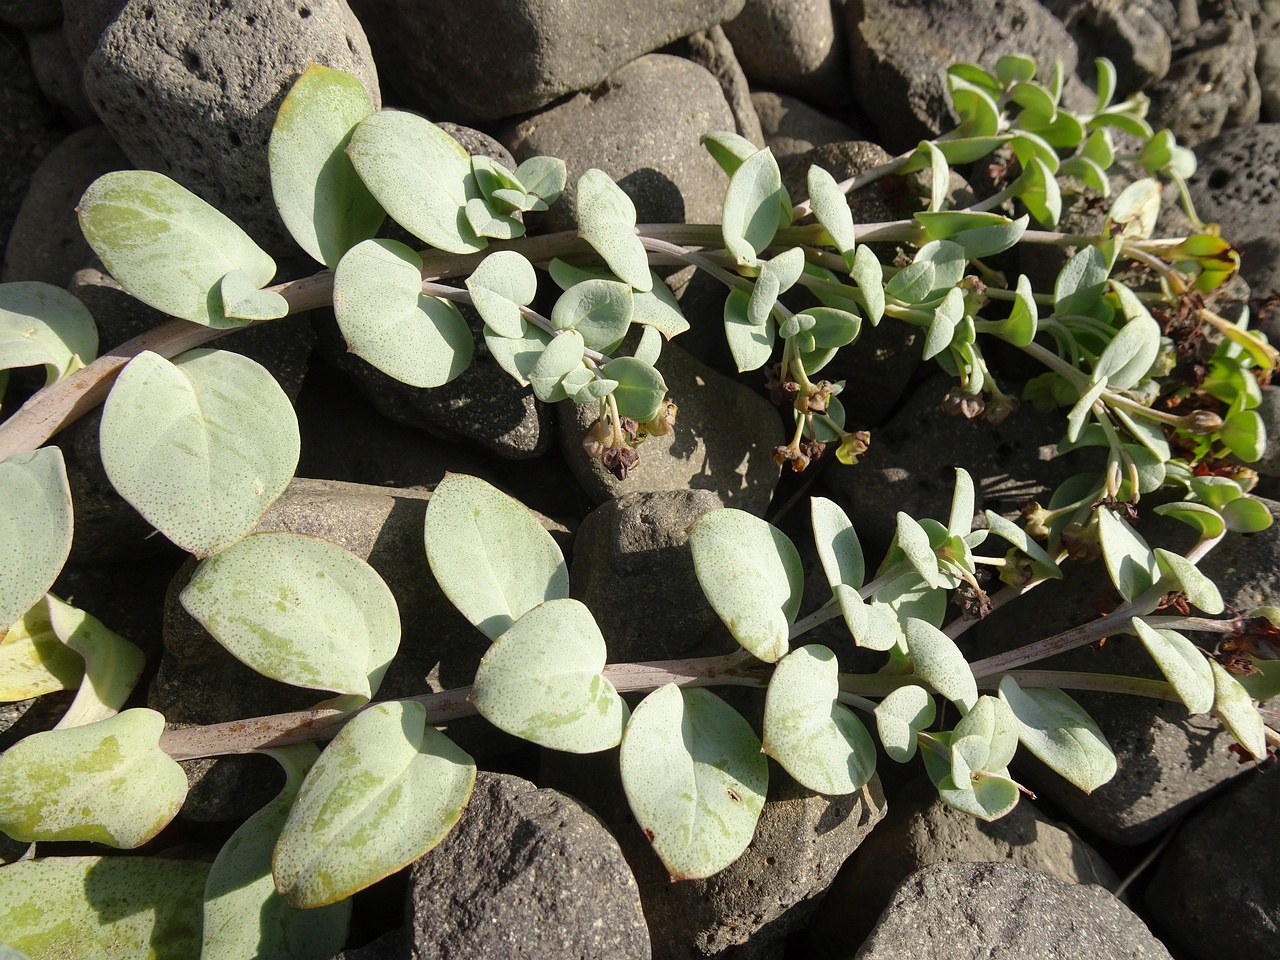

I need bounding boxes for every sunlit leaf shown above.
[811,496,864,590]
[1131,617,1213,714]
[602,356,666,422]
[576,169,651,291]
[1096,507,1159,602]
[875,683,935,762]
[551,278,632,351]
[465,250,536,338]
[997,676,1115,792]
[46,593,145,729]
[723,286,774,373]
[0,447,72,637]
[722,148,788,265]
[905,618,977,713]
[1210,660,1267,760]
[0,282,97,385]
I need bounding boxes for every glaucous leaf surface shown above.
[808,165,856,265]
[99,349,299,558]
[811,496,865,590]
[762,644,875,794]
[602,356,666,422]
[1130,618,1213,714]
[688,509,803,662]
[472,598,627,752]
[202,744,350,960]
[1093,310,1160,390]
[875,683,936,762]
[346,110,484,254]
[274,700,476,908]
[905,618,978,713]
[1096,507,1159,602]
[850,246,884,324]
[424,474,569,641]
[0,857,208,960]
[46,593,145,729]
[78,170,275,327]
[722,148,787,265]
[921,729,1020,820]
[0,595,83,701]
[620,684,767,880]
[333,238,473,388]
[576,169,651,291]
[723,286,774,372]
[466,250,536,338]
[269,63,384,267]
[0,446,72,629]
[997,677,1115,792]
[1210,660,1267,760]
[0,708,186,846]
[551,278,632,351]
[0,282,97,385]
[1152,548,1223,614]
[700,130,758,175]
[181,532,400,699]
[218,268,289,321]
[485,323,551,386]
[514,155,567,204]
[983,511,1061,578]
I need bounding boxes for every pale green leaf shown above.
[947,468,975,537]
[0,282,97,385]
[808,165,856,265]
[620,685,767,880]
[1066,377,1107,443]
[1094,311,1160,389]
[0,447,72,633]
[529,328,585,402]
[46,593,145,729]
[1105,178,1161,239]
[884,260,936,304]
[921,729,1020,820]
[722,148,787,265]
[465,250,536,338]
[1131,617,1214,714]
[0,596,83,701]
[1210,660,1267,760]
[1096,507,1159,602]
[922,286,965,360]
[875,684,936,762]
[219,268,289,321]
[851,245,884,324]
[723,287,774,373]
[602,356,666,422]
[998,676,1115,792]
[1153,501,1226,539]
[484,323,551,386]
[700,130,759,175]
[576,169,651,291]
[905,618,978,713]
[514,155,567,204]
[1222,496,1274,533]
[1015,156,1061,227]
[464,197,524,240]
[551,278,632,351]
[1153,548,1223,615]
[811,496,864,590]
[982,511,1061,578]
[895,512,950,590]
[100,349,299,558]
[633,324,662,367]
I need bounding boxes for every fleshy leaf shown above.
[1210,660,1267,760]
[99,349,299,558]
[811,496,864,590]
[808,165,856,266]
[465,250,536,338]
[0,447,73,631]
[514,155,567,204]
[688,509,803,663]
[464,197,524,240]
[472,598,627,752]
[274,700,476,908]
[269,63,384,267]
[484,323,551,386]
[0,708,187,846]
[0,596,83,701]
[1093,309,1160,390]
[1096,507,1159,602]
[700,130,759,175]
[1221,496,1274,533]
[333,238,474,389]
[424,474,569,642]
[983,511,1061,578]
[576,169,651,291]
[895,513,951,590]
[181,531,400,699]
[202,744,350,960]
[1066,377,1107,443]
[875,684,936,762]
[1153,501,1226,538]
[1105,178,1161,239]
[602,356,667,422]
[905,618,978,713]
[346,110,484,254]
[1014,156,1061,227]
[722,148,787,265]
[1153,548,1223,614]
[219,268,289,321]
[551,278,633,351]
[0,282,97,385]
[78,170,275,328]
[620,684,768,880]
[921,729,1020,820]
[46,593,145,729]
[723,286,774,372]
[998,677,1115,792]
[1131,617,1214,714]
[529,328,585,402]
[763,644,875,794]
[0,857,208,960]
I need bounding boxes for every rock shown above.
[570,490,727,663]
[83,0,380,257]
[152,478,566,819]
[1255,386,1280,477]
[1144,768,1280,960]
[1147,11,1260,147]
[821,374,1090,556]
[26,26,98,126]
[723,0,852,108]
[1042,0,1172,93]
[434,122,516,171]
[502,54,736,233]
[854,861,1173,959]
[406,772,651,960]
[845,0,1080,153]
[333,929,404,960]
[347,0,743,123]
[1188,123,1280,300]
[559,337,784,517]
[542,742,888,960]
[312,304,554,461]
[60,0,124,69]
[2,126,127,285]
[672,25,765,147]
[0,0,57,28]
[752,91,861,159]
[805,775,1120,957]
[0,31,65,267]
[1259,37,1280,122]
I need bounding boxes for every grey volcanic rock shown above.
[1043,0,1171,93]
[27,27,98,126]
[61,0,125,68]
[84,0,380,257]
[407,773,651,960]
[846,0,1080,152]
[348,0,744,123]
[674,25,765,147]
[753,91,861,159]
[854,862,1172,959]
[724,0,851,108]
[1145,769,1280,960]
[502,54,736,233]
[3,127,127,286]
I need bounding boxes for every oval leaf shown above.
[620,685,768,880]
[181,532,400,699]
[0,597,84,701]
[808,165,856,264]
[99,349,299,558]
[46,592,146,729]
[551,278,633,351]
[424,474,569,641]
[465,250,536,338]
[1130,617,1214,714]
[723,148,787,265]
[576,169,651,291]
[998,676,1115,792]
[602,355,666,423]
[472,598,626,752]
[905,618,978,713]
[1153,548,1223,615]
[1210,660,1267,760]
[0,447,72,629]
[0,708,186,846]
[1096,507,1159,602]
[688,509,803,663]
[875,684,936,762]
[274,700,475,908]
[811,496,864,590]
[0,281,97,384]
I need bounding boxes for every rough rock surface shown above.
[854,861,1173,959]
[723,0,851,108]
[672,24,764,147]
[348,0,743,123]
[753,91,861,159]
[83,0,380,256]
[502,54,736,233]
[1043,0,1171,93]
[1145,768,1280,960]
[407,773,651,960]
[26,26,98,126]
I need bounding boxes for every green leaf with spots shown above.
[219,269,289,321]
[921,729,1020,820]
[99,349,299,558]
[722,148,788,265]
[895,512,951,590]
[1130,617,1213,714]
[0,446,72,631]
[620,684,768,880]
[723,286,774,373]
[0,596,84,701]
[485,323,551,386]
[808,165,856,266]
[0,282,97,385]
[762,644,875,794]
[0,708,187,846]
[1153,548,1223,615]
[0,857,208,960]
[875,684,936,762]
[472,598,627,753]
[424,474,569,642]
[514,155,567,205]
[551,278,633,351]
[466,250,537,338]
[811,496,864,590]
[576,169,651,291]
[46,592,145,729]
[1211,660,1267,760]
[603,355,667,422]
[78,170,275,328]
[689,509,803,663]
[202,744,350,960]
[274,700,476,908]
[1096,507,1159,602]
[851,245,884,324]
[905,618,978,713]
[333,238,474,389]
[269,63,384,267]
[998,676,1115,793]
[181,531,400,699]
[529,328,585,403]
